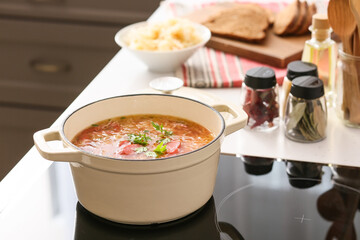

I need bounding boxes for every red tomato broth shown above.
[71,114,215,160]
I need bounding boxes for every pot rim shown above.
[60,94,225,162]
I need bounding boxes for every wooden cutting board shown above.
[185,3,310,68]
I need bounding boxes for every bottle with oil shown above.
[301,13,337,107]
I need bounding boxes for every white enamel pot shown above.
[34,94,247,225]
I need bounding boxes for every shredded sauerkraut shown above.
[125,19,203,51]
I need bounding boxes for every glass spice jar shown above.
[284,76,327,143]
[241,66,279,131]
[334,50,360,128]
[281,61,318,118]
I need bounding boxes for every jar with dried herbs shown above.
[284,76,327,142]
[241,66,279,131]
[281,61,318,118]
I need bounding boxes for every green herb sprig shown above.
[151,122,173,137]
[154,141,167,155]
[128,132,151,146]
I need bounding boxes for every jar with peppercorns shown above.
[241,66,279,131]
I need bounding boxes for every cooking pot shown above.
[34,94,247,224]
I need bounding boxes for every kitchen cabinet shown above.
[0,105,60,180]
[0,0,161,180]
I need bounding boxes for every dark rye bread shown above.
[273,0,300,35]
[296,3,317,35]
[287,1,308,34]
[203,4,269,42]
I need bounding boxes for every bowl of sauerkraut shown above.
[115,18,211,72]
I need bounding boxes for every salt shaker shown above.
[284,76,327,143]
[241,66,279,131]
[281,61,318,118]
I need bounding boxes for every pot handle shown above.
[211,102,248,136]
[33,127,82,162]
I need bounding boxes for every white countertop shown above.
[59,48,358,169]
[1,0,359,219]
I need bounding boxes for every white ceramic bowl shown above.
[114,21,211,73]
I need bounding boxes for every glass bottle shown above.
[241,66,279,131]
[334,50,360,128]
[284,76,327,143]
[281,60,318,118]
[301,13,337,107]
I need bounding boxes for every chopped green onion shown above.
[135,147,148,153]
[160,138,171,144]
[145,152,157,158]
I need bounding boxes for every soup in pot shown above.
[71,114,215,160]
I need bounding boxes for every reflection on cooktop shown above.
[75,197,244,240]
[74,155,360,240]
[286,161,322,188]
[0,154,359,240]
[214,155,360,240]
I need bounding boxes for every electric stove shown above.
[0,154,359,240]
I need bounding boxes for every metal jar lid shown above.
[290,76,324,100]
[286,61,318,81]
[244,66,276,89]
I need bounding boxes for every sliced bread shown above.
[203,4,269,42]
[273,0,300,36]
[287,1,308,34]
[265,7,275,25]
[296,3,317,35]
[242,3,275,25]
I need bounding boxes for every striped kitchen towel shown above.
[176,48,288,88]
[165,0,289,88]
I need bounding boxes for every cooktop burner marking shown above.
[215,183,256,234]
[216,183,256,214]
[294,214,312,223]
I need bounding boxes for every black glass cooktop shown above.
[0,154,359,240]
